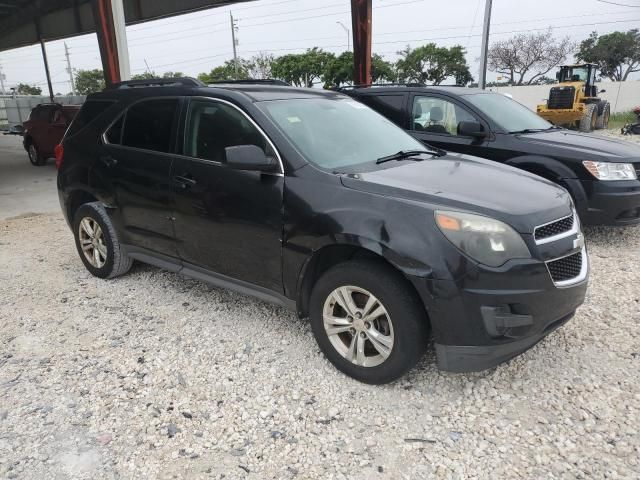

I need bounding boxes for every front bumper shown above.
[581,178,640,226]
[408,248,589,373]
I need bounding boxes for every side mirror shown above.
[457,121,487,138]
[225,144,278,172]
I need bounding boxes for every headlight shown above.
[435,211,531,267]
[583,161,637,181]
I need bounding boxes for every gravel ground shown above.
[1,131,639,480]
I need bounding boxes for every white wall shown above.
[488,81,640,114]
[0,95,85,129]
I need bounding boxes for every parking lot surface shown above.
[0,135,59,220]
[1,132,639,479]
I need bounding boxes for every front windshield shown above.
[560,66,588,83]
[258,98,426,170]
[465,93,552,133]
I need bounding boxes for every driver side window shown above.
[184,100,269,163]
[412,96,476,136]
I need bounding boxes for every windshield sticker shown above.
[287,116,302,123]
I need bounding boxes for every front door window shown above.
[412,96,476,136]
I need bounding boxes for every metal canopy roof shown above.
[0,0,255,52]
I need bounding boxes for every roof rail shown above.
[208,79,291,86]
[107,77,204,89]
[335,82,426,91]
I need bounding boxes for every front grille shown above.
[547,86,575,109]
[547,251,583,283]
[534,215,574,242]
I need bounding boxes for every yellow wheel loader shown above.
[536,64,610,133]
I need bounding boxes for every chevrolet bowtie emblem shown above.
[573,234,585,250]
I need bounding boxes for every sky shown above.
[0,0,639,94]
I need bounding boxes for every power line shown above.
[596,0,640,6]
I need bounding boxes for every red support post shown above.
[351,0,372,86]
[92,0,120,85]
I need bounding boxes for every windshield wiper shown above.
[509,125,562,134]
[376,149,444,165]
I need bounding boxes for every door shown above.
[409,94,489,157]
[101,97,180,257]
[27,105,52,152]
[45,107,68,156]
[171,98,284,293]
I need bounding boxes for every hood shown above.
[516,130,640,162]
[341,154,572,234]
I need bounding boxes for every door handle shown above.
[173,173,197,189]
[99,154,118,167]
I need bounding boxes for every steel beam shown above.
[351,0,372,86]
[92,0,130,85]
[34,19,54,102]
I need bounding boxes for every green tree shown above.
[75,69,105,95]
[372,54,395,83]
[487,30,574,85]
[323,52,395,88]
[271,48,334,87]
[131,71,157,80]
[15,83,42,95]
[396,44,473,85]
[323,51,354,88]
[162,71,185,78]
[198,60,249,83]
[577,29,640,81]
[247,53,276,79]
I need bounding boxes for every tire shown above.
[309,260,429,384]
[26,141,46,166]
[72,202,133,279]
[578,104,597,132]
[595,102,610,130]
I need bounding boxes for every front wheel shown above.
[309,260,429,384]
[579,104,597,133]
[595,102,610,130]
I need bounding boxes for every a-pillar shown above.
[351,0,372,86]
[92,0,131,86]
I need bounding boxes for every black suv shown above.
[341,85,640,226]
[57,78,588,384]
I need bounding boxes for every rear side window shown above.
[357,94,405,126]
[121,99,179,153]
[66,100,115,137]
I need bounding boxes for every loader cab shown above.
[556,64,597,97]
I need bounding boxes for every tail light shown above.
[54,144,64,170]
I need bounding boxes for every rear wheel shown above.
[595,102,610,130]
[27,141,46,166]
[73,202,133,279]
[579,104,597,133]
[309,260,429,384]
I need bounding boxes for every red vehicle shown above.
[22,103,80,166]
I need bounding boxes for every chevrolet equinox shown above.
[56,78,589,384]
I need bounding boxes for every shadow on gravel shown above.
[584,225,639,248]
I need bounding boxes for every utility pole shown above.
[144,59,152,75]
[337,21,350,51]
[478,0,493,90]
[64,43,75,96]
[0,63,6,95]
[230,12,239,79]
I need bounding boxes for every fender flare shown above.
[293,234,434,317]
